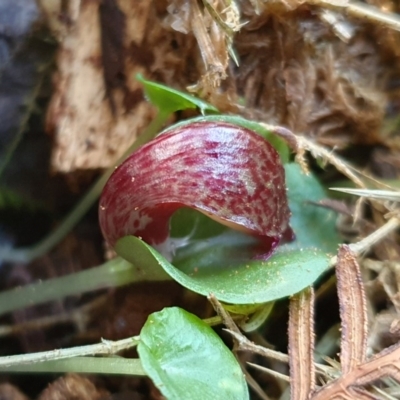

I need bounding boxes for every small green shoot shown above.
[137,74,218,115]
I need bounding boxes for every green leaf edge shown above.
[136,74,218,115]
[115,235,331,304]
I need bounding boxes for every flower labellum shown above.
[99,121,291,260]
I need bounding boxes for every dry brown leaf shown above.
[189,0,228,90]
[336,245,368,374]
[312,341,400,399]
[0,383,29,400]
[47,0,155,172]
[37,374,108,400]
[235,5,388,147]
[288,287,315,400]
[311,246,400,398]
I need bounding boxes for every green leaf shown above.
[138,307,249,400]
[164,115,290,163]
[284,163,341,253]
[0,186,41,211]
[115,235,329,304]
[169,207,226,239]
[137,74,218,115]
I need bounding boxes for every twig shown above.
[296,135,366,188]
[226,329,338,379]
[308,0,400,33]
[208,294,273,399]
[328,216,400,268]
[247,362,291,383]
[348,216,400,256]
[330,188,400,203]
[0,295,107,338]
[311,341,400,398]
[0,336,139,368]
[208,293,241,349]
[261,123,366,188]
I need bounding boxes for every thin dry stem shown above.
[307,0,400,33]
[297,135,366,188]
[311,342,400,399]
[261,123,366,187]
[0,337,138,368]
[0,296,107,338]
[190,0,228,88]
[247,362,291,383]
[226,329,338,379]
[328,216,400,268]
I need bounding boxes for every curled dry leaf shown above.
[311,245,377,399]
[288,287,315,400]
[37,374,109,400]
[336,245,368,374]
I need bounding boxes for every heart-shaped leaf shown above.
[115,235,329,304]
[138,307,249,400]
[285,163,341,253]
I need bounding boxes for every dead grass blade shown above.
[336,245,368,374]
[288,287,315,400]
[348,387,381,399]
[261,123,367,188]
[330,188,400,203]
[307,0,400,32]
[190,0,228,89]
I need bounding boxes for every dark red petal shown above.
[99,121,290,256]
